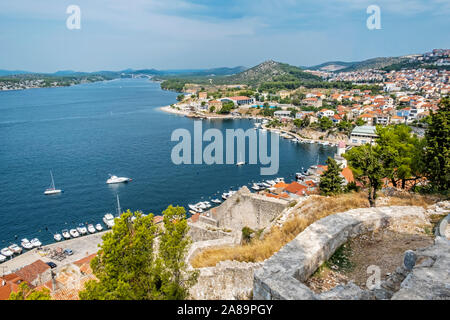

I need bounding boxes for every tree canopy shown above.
[344,144,387,207]
[9,282,51,300]
[424,97,450,193]
[319,157,344,196]
[79,206,198,300]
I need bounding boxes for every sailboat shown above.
[44,171,62,195]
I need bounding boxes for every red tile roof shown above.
[15,260,50,284]
[73,253,97,267]
[285,182,308,194]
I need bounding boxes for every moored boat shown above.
[8,244,22,254]
[95,223,103,231]
[21,239,33,250]
[30,238,42,248]
[87,224,96,234]
[62,229,71,239]
[53,233,62,242]
[0,247,14,257]
[103,214,115,228]
[77,223,88,235]
[69,229,80,238]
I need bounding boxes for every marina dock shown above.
[0,231,107,276]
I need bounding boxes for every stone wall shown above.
[210,186,288,231]
[189,261,262,300]
[253,206,433,300]
[188,222,233,242]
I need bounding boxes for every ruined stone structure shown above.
[188,186,288,244]
[209,186,288,231]
[253,205,450,300]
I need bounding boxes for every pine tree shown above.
[344,144,386,207]
[79,206,198,300]
[424,97,450,193]
[319,157,344,196]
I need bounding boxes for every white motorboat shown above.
[21,238,33,250]
[211,199,222,204]
[196,202,208,210]
[87,224,96,234]
[0,254,6,263]
[30,238,42,248]
[106,174,132,184]
[236,161,245,166]
[222,190,237,199]
[62,229,71,239]
[0,247,14,257]
[77,223,88,235]
[69,229,80,238]
[188,204,198,211]
[53,233,62,242]
[251,183,261,191]
[103,213,115,228]
[8,244,22,254]
[95,223,103,231]
[261,182,271,188]
[266,180,276,186]
[44,170,63,195]
[274,177,284,183]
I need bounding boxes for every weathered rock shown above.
[318,282,374,300]
[392,238,450,300]
[403,250,417,271]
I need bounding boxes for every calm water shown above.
[0,78,335,246]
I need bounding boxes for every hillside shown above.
[307,56,408,72]
[223,60,321,86]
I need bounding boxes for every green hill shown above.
[224,60,321,86]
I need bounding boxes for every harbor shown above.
[0,78,336,267]
[0,231,106,275]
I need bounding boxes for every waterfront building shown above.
[274,110,292,119]
[220,96,255,106]
[349,126,378,146]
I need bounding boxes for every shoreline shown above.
[160,105,343,145]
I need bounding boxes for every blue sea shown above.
[0,78,335,246]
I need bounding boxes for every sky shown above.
[0,0,449,72]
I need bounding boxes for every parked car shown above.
[46,261,57,269]
[64,249,73,256]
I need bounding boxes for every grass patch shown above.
[190,192,369,268]
[311,243,353,278]
[386,193,438,208]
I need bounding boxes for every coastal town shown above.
[1,48,449,301]
[162,50,449,147]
